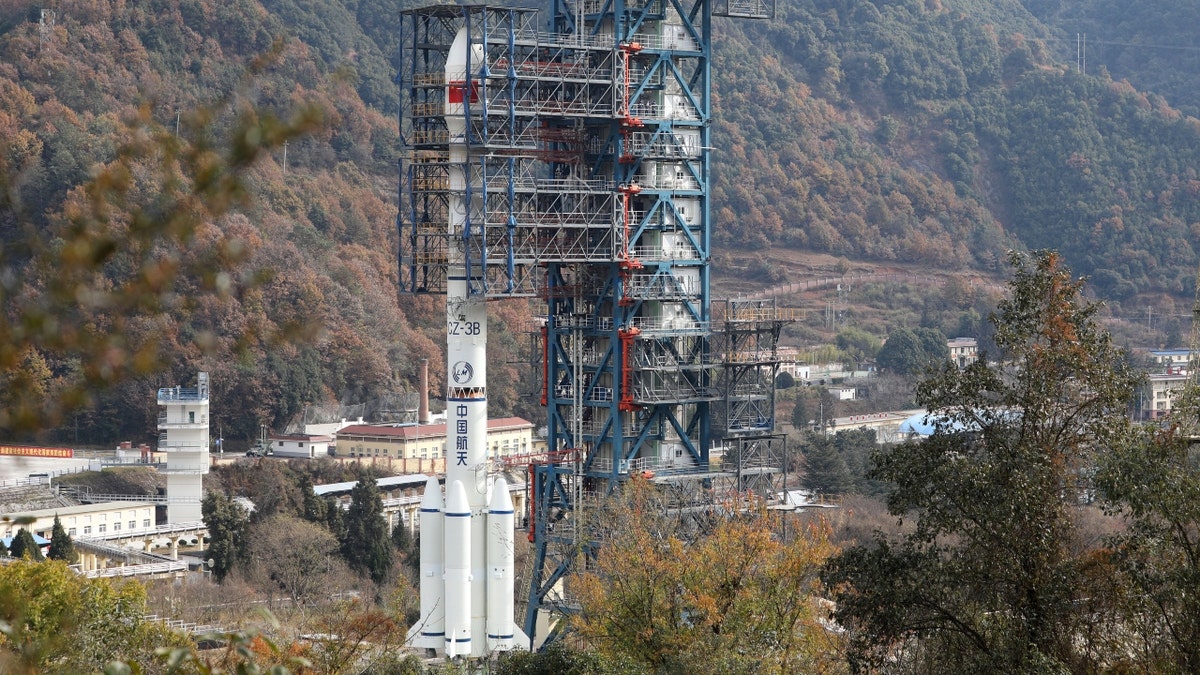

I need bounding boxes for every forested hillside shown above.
[713,0,1200,300]
[1022,0,1200,117]
[0,0,533,444]
[1,0,1197,444]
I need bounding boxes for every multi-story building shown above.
[157,372,209,522]
[1139,371,1189,420]
[1,501,157,540]
[948,337,978,369]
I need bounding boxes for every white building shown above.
[828,386,857,401]
[826,409,926,444]
[268,433,334,458]
[1139,371,1188,420]
[1148,349,1195,369]
[158,372,210,522]
[1,501,157,540]
[948,337,978,369]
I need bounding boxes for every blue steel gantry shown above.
[398,0,777,648]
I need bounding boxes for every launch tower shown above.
[399,0,778,650]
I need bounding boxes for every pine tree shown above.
[800,437,852,496]
[10,528,44,561]
[300,474,328,524]
[341,472,393,584]
[47,515,76,563]
[202,491,249,582]
[325,498,346,540]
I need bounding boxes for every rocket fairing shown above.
[404,25,528,658]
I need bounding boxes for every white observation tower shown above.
[157,372,210,522]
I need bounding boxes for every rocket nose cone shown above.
[419,475,443,511]
[489,477,513,513]
[446,479,470,515]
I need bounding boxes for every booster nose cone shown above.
[420,475,443,511]
[489,477,513,513]
[446,479,471,516]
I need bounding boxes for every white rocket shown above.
[406,26,529,658]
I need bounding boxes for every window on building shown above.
[68,528,76,536]
[129,520,136,530]
[98,524,106,533]
[143,519,151,528]
[113,522,121,531]
[83,526,91,535]
[189,411,195,423]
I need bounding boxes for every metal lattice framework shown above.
[398,0,776,648]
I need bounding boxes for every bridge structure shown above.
[74,520,208,577]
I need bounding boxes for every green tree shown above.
[342,472,393,584]
[835,327,881,370]
[791,395,810,430]
[800,436,853,496]
[202,490,250,583]
[391,519,416,561]
[1095,424,1200,670]
[8,529,43,562]
[0,559,185,673]
[876,326,948,375]
[496,642,645,675]
[300,473,328,524]
[325,497,347,541]
[775,370,796,389]
[46,516,75,564]
[823,251,1139,672]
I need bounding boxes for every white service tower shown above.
[406,27,528,658]
[157,371,210,522]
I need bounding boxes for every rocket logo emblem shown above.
[452,361,474,384]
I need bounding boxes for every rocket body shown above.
[405,25,527,659]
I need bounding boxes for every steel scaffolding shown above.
[398,0,775,648]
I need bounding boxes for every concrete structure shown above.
[948,337,978,369]
[268,433,334,459]
[1139,371,1189,420]
[158,372,210,522]
[1,501,157,541]
[335,418,534,471]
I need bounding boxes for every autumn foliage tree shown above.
[573,477,843,674]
